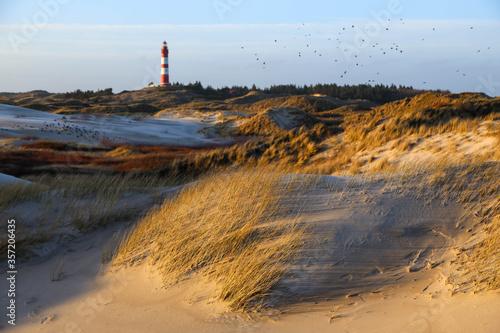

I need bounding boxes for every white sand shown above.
[2,175,499,332]
[0,104,230,146]
[0,173,31,186]
[349,123,500,174]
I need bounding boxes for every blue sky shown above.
[1,0,499,95]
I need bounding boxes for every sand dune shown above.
[3,174,499,333]
[2,95,500,332]
[0,104,229,146]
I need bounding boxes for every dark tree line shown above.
[62,88,113,100]
[62,83,446,104]
[182,82,446,104]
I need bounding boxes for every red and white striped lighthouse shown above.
[161,41,170,86]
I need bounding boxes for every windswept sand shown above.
[0,104,229,146]
[3,175,499,332]
[0,173,31,186]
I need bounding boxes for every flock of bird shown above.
[1,118,127,143]
[240,17,494,87]
[38,120,108,141]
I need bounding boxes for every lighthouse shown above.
[161,41,170,86]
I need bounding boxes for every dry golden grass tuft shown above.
[303,92,500,176]
[1,138,232,177]
[261,125,323,166]
[343,93,500,151]
[0,171,181,260]
[113,168,310,311]
[237,107,321,137]
[368,156,393,174]
[465,214,500,290]
[238,112,286,137]
[0,182,45,211]
[349,158,363,175]
[50,256,67,282]
[444,164,500,293]
[106,145,139,158]
[244,95,339,114]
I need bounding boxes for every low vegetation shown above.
[50,256,67,282]
[0,172,179,260]
[303,92,500,175]
[0,139,227,177]
[434,163,500,293]
[2,82,434,114]
[2,88,500,309]
[113,168,310,311]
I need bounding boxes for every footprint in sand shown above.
[41,314,55,325]
[28,308,40,319]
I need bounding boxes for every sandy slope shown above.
[2,175,499,332]
[0,104,229,146]
[0,173,31,185]
[281,176,468,298]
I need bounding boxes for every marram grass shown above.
[113,168,310,311]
